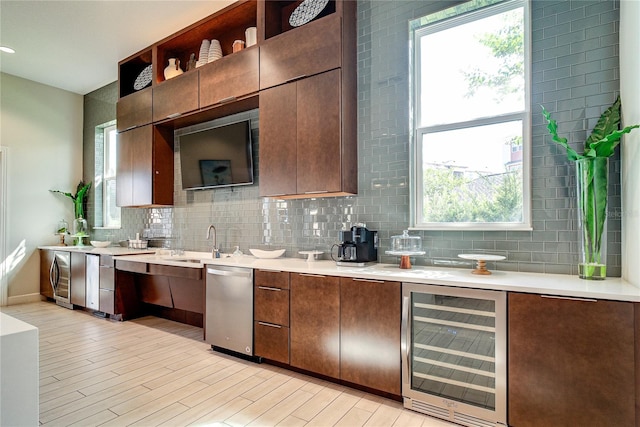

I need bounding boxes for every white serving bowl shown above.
[90,241,111,248]
[249,248,285,259]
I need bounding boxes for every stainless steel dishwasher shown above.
[205,265,254,357]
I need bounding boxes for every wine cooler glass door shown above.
[401,283,506,427]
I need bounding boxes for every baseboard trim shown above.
[7,293,42,306]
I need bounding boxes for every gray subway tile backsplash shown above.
[85,0,622,276]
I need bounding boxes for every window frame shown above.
[409,0,532,231]
[95,123,121,229]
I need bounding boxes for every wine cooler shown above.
[401,283,507,427]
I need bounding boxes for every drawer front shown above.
[99,265,115,290]
[254,287,289,326]
[254,269,289,290]
[116,87,152,131]
[100,255,114,268]
[99,289,115,315]
[199,47,259,108]
[152,71,199,122]
[254,321,289,364]
[115,260,147,274]
[259,15,341,90]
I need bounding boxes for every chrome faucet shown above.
[207,225,220,258]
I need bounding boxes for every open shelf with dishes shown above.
[118,49,153,99]
[260,0,336,40]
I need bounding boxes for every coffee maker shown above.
[333,224,378,266]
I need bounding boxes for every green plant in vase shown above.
[542,97,638,279]
[51,181,92,245]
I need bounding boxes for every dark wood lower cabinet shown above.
[254,270,290,364]
[340,278,401,396]
[290,273,340,378]
[254,321,289,364]
[508,293,637,427]
[39,249,54,299]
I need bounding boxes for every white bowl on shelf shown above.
[249,248,285,259]
[90,241,111,248]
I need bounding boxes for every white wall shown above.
[620,1,640,286]
[0,73,83,303]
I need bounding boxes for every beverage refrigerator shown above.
[401,283,507,427]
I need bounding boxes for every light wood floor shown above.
[1,301,457,427]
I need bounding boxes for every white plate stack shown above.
[197,39,210,68]
[207,39,222,63]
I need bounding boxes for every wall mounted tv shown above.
[178,120,254,191]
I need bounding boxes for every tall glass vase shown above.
[575,157,608,280]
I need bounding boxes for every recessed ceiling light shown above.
[0,46,16,54]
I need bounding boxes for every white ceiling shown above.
[0,0,235,95]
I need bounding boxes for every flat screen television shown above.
[178,120,254,190]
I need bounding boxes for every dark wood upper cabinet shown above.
[260,69,354,198]
[258,14,341,90]
[508,293,637,427]
[290,273,340,378]
[116,124,174,207]
[116,87,152,132]
[199,46,259,108]
[152,71,199,122]
[258,82,297,197]
[340,278,401,396]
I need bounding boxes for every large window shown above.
[410,0,531,230]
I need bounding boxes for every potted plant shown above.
[542,97,638,279]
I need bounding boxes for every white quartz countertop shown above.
[39,245,155,256]
[112,251,640,302]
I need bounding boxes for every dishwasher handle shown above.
[207,267,252,278]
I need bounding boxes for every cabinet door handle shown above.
[257,269,283,273]
[258,286,281,292]
[258,322,282,329]
[216,96,237,105]
[299,273,326,278]
[541,295,598,302]
[285,74,307,83]
[352,278,385,284]
[166,112,181,118]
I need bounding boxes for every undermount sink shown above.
[163,257,203,264]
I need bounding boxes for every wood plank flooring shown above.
[1,301,457,427]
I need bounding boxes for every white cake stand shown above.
[458,253,506,275]
[386,250,426,269]
[299,250,323,262]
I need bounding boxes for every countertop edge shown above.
[107,253,640,302]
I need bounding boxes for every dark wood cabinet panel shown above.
[199,46,259,108]
[116,124,173,207]
[137,275,173,308]
[255,269,289,289]
[115,260,148,274]
[116,87,152,131]
[70,252,86,307]
[258,82,297,197]
[290,273,340,378]
[259,15,341,90]
[297,69,341,194]
[254,270,290,362]
[340,278,401,395]
[254,286,289,326]
[152,71,199,122]
[168,277,204,314]
[255,321,289,364]
[39,249,54,299]
[508,293,636,427]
